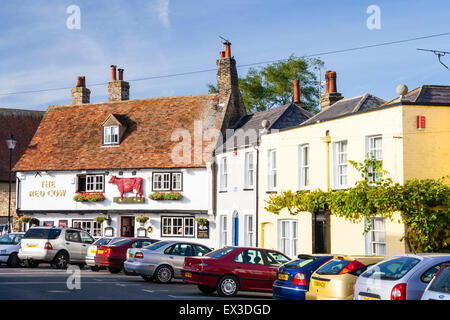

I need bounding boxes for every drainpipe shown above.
[324,130,331,191]
[254,144,259,247]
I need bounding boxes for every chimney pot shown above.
[76,76,84,88]
[328,71,337,93]
[110,65,117,81]
[224,41,231,58]
[118,68,124,81]
[220,51,226,58]
[71,76,90,104]
[293,80,300,103]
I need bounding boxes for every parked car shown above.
[0,232,25,267]
[354,253,450,300]
[273,254,333,300]
[18,227,95,269]
[306,255,384,300]
[86,237,125,271]
[421,263,450,300]
[95,238,158,274]
[181,246,291,297]
[124,240,212,282]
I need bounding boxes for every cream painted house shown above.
[258,81,450,258]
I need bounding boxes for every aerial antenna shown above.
[219,35,231,45]
[417,48,450,70]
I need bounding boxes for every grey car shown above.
[421,263,450,300]
[0,232,25,267]
[124,240,212,283]
[18,227,95,269]
[354,253,450,300]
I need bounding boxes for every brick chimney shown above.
[320,70,343,109]
[108,65,130,101]
[71,76,90,104]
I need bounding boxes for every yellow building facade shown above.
[258,87,450,258]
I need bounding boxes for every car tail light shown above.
[101,247,111,257]
[340,260,365,274]
[196,262,208,270]
[135,252,144,259]
[292,272,306,286]
[391,283,407,300]
[44,242,53,250]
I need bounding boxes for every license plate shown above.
[97,250,104,254]
[27,244,37,248]
[90,250,96,254]
[128,253,133,258]
[313,280,327,288]
[278,273,289,281]
[184,272,192,278]
[361,296,379,300]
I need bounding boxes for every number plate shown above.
[184,272,192,278]
[97,249,104,254]
[27,244,37,248]
[90,250,96,254]
[313,280,327,288]
[278,273,289,281]
[128,253,133,258]
[361,296,379,300]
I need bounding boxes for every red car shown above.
[95,238,158,274]
[182,246,291,297]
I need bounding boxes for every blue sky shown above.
[0,0,449,110]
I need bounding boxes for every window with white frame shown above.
[365,217,386,256]
[366,135,382,183]
[72,220,102,238]
[268,149,277,191]
[220,215,228,247]
[244,215,254,246]
[299,144,310,189]
[153,172,182,191]
[161,217,194,237]
[77,174,104,192]
[244,152,255,189]
[219,157,228,191]
[278,220,298,258]
[103,126,119,145]
[334,141,348,189]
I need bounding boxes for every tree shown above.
[208,55,324,113]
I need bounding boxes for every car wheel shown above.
[108,266,123,274]
[7,253,21,268]
[217,275,239,297]
[90,266,100,272]
[198,285,216,295]
[155,265,173,283]
[53,251,69,269]
[141,275,154,282]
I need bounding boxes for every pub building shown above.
[14,42,246,248]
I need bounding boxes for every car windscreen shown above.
[316,259,352,275]
[427,266,450,294]
[111,239,131,246]
[23,228,61,240]
[361,257,420,280]
[206,247,235,258]
[145,241,170,251]
[94,238,113,246]
[0,234,23,245]
[284,257,317,269]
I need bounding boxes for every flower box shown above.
[148,191,183,200]
[73,192,106,202]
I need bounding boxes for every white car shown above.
[0,233,25,267]
[86,237,125,271]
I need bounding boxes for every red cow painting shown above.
[108,176,143,201]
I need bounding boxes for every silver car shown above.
[421,263,450,300]
[354,253,450,300]
[124,240,212,283]
[0,232,25,267]
[85,237,125,271]
[18,227,95,269]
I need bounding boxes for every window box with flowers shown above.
[73,192,106,202]
[148,191,183,201]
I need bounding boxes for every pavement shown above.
[0,265,274,300]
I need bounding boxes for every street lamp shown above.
[5,134,17,234]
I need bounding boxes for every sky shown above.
[0,0,449,111]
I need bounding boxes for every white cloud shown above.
[155,0,170,29]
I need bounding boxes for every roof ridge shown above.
[352,93,370,113]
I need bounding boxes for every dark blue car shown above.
[273,254,333,300]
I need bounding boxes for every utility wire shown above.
[1,32,449,98]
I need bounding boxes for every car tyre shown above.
[155,265,173,283]
[217,275,239,297]
[141,275,154,282]
[198,285,216,295]
[108,266,123,274]
[90,266,100,272]
[53,251,69,269]
[7,253,21,268]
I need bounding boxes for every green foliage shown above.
[135,215,149,223]
[264,156,450,253]
[208,55,324,113]
[194,217,208,226]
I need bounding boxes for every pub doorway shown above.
[120,216,135,237]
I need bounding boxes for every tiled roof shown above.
[219,103,313,151]
[0,109,44,181]
[14,94,223,172]
[301,94,386,126]
[382,85,450,106]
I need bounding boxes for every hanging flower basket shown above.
[194,217,208,226]
[136,215,149,225]
[93,216,107,224]
[148,191,183,200]
[19,216,32,224]
[74,192,106,202]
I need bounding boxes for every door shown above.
[79,231,95,258]
[121,216,135,237]
[233,212,239,246]
[166,243,194,277]
[233,249,269,291]
[64,230,84,262]
[312,210,329,254]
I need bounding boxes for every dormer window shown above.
[104,126,119,145]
